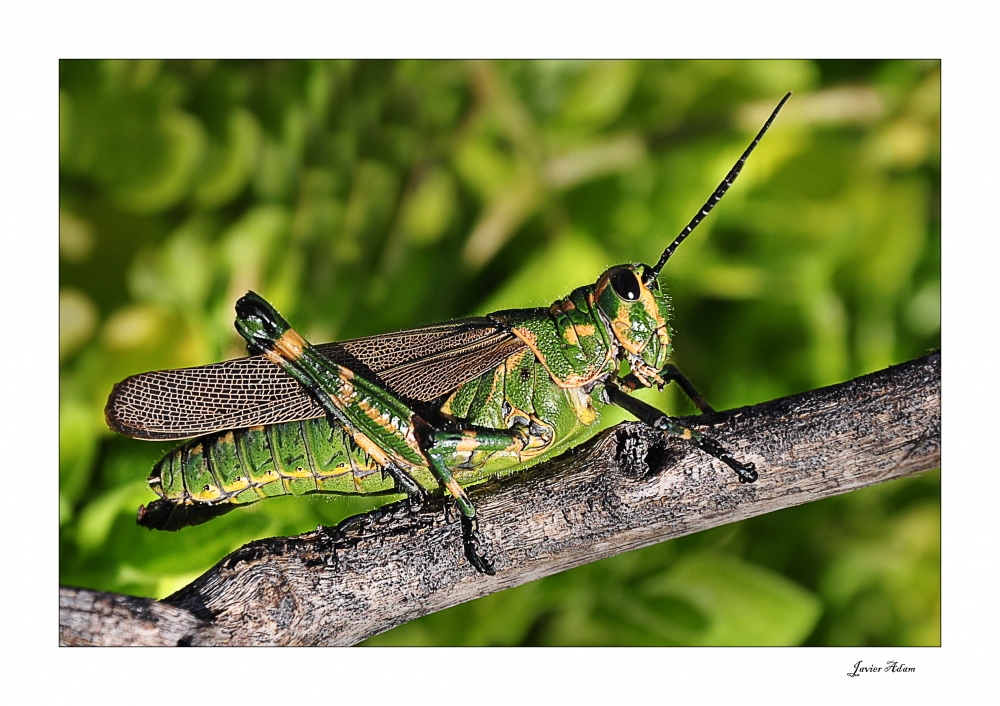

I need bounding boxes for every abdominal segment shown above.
[149,417,398,505]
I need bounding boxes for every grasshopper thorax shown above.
[594,264,671,386]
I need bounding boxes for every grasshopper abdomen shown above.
[144,419,396,513]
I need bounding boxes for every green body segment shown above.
[151,418,397,506]
[150,290,621,509]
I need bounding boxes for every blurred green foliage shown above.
[59,60,940,646]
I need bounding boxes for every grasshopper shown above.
[106,93,790,574]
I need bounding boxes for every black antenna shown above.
[649,91,791,279]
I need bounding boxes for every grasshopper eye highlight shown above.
[611,268,642,301]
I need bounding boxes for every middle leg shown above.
[417,424,544,576]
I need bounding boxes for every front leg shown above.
[605,381,757,483]
[621,363,716,414]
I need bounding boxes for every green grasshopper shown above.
[106,93,790,575]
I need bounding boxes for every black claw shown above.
[694,436,757,484]
[723,456,757,484]
[461,515,496,576]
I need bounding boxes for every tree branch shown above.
[60,352,940,646]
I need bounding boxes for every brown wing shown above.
[106,318,528,440]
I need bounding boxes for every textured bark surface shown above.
[59,353,940,646]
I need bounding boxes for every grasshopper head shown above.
[594,264,672,385]
[592,93,792,386]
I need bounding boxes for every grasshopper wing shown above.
[106,317,527,440]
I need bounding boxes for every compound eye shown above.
[611,268,642,301]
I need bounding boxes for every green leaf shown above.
[475,229,609,312]
[638,553,822,645]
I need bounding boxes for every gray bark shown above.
[60,352,940,646]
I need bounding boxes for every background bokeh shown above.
[59,59,940,646]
